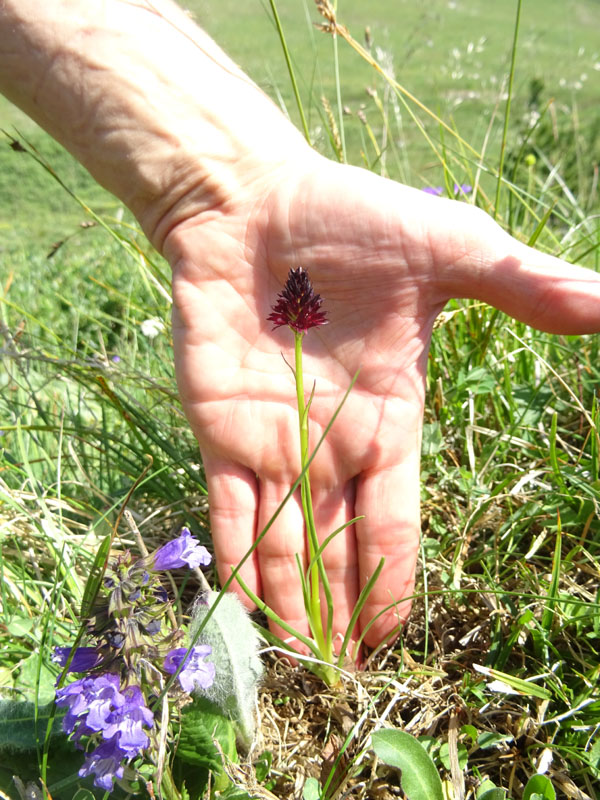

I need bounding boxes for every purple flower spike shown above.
[164,645,216,693]
[268,267,328,334]
[152,528,212,571]
[78,737,125,792]
[52,646,101,673]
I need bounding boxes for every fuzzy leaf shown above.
[371,729,444,800]
[0,701,66,753]
[189,591,263,748]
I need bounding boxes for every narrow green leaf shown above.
[475,665,551,700]
[371,729,444,800]
[477,731,515,749]
[79,534,111,618]
[338,557,385,666]
[541,515,562,633]
[527,201,557,247]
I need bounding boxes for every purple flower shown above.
[102,685,154,757]
[152,528,212,571]
[144,618,162,637]
[52,646,102,673]
[454,182,472,194]
[55,678,92,735]
[78,737,125,792]
[267,267,328,334]
[111,355,121,363]
[423,183,472,196]
[55,673,124,736]
[164,645,216,693]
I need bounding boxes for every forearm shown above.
[0,0,308,249]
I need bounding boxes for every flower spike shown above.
[268,267,328,334]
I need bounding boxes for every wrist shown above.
[0,0,311,251]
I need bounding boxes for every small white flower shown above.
[537,748,553,774]
[140,317,165,339]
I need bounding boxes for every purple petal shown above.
[453,182,472,194]
[78,737,125,791]
[52,646,101,673]
[56,673,125,735]
[102,685,153,757]
[152,528,212,570]
[164,645,215,692]
[422,186,443,195]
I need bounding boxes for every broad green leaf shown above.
[6,616,35,637]
[461,724,478,743]
[303,777,321,800]
[478,790,506,800]
[439,741,468,770]
[422,422,445,455]
[218,790,255,800]
[372,729,444,800]
[18,653,58,705]
[523,774,556,800]
[177,697,237,770]
[254,750,273,783]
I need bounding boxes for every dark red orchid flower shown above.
[268,267,328,334]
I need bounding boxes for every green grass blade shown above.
[493,0,522,219]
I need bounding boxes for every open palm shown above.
[165,153,600,649]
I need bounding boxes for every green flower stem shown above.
[294,332,333,665]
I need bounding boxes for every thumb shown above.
[435,204,600,335]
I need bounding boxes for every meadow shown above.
[1,0,600,798]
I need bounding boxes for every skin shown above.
[2,0,600,651]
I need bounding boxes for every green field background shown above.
[1,0,599,252]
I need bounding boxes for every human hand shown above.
[164,151,600,649]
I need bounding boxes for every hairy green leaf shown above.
[0,701,66,753]
[189,591,263,748]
